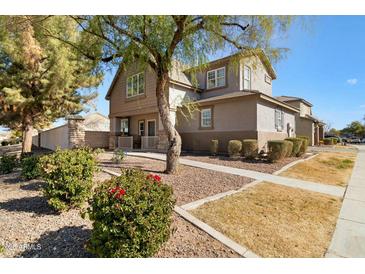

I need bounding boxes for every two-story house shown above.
[106,50,300,153]
[275,96,325,146]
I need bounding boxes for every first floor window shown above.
[126,72,144,98]
[121,118,129,134]
[201,108,212,128]
[243,65,251,90]
[275,109,284,131]
[207,67,225,89]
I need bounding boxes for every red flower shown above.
[109,186,126,199]
[146,174,161,183]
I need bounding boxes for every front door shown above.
[147,120,156,136]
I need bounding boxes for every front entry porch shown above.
[109,112,169,151]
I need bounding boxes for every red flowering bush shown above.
[86,168,175,257]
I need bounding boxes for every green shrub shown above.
[38,147,99,212]
[285,138,303,157]
[228,140,242,158]
[112,148,125,163]
[323,138,334,145]
[21,155,41,180]
[331,137,338,145]
[242,139,258,159]
[210,140,219,156]
[86,168,175,258]
[0,154,18,174]
[284,140,293,157]
[297,136,309,156]
[268,140,287,162]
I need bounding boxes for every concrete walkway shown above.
[326,145,365,257]
[126,151,345,197]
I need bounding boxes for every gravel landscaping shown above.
[181,153,310,174]
[99,154,254,205]
[0,170,239,258]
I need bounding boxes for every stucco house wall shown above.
[176,96,258,152]
[296,117,315,145]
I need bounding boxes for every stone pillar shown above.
[314,124,320,146]
[67,115,85,148]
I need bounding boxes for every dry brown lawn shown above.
[191,182,341,258]
[279,152,356,187]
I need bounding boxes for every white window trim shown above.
[206,67,226,89]
[275,109,285,132]
[265,74,272,85]
[138,120,145,136]
[146,119,157,136]
[126,72,144,98]
[243,65,251,90]
[200,108,212,128]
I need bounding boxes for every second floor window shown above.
[243,65,251,90]
[126,72,144,98]
[207,67,225,89]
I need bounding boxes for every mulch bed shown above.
[0,171,239,258]
[181,153,310,174]
[99,155,253,205]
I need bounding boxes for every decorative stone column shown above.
[67,115,85,148]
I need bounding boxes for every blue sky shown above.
[1,15,364,133]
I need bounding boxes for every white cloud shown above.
[347,78,358,85]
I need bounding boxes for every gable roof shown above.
[275,95,313,107]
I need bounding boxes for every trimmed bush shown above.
[268,140,287,162]
[86,168,175,258]
[323,138,334,145]
[285,138,303,157]
[331,137,338,145]
[38,147,99,212]
[0,154,18,174]
[284,140,293,157]
[21,155,41,180]
[112,148,125,164]
[297,136,309,156]
[228,140,242,158]
[210,140,219,156]
[242,139,258,159]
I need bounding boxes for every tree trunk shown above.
[156,72,182,174]
[22,114,33,153]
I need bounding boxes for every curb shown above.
[273,153,319,175]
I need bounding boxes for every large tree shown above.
[341,121,365,137]
[0,16,103,153]
[49,15,293,173]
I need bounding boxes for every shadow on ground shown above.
[0,196,57,215]
[19,225,93,258]
[19,180,44,191]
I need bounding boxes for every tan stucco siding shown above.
[241,56,273,96]
[109,64,158,117]
[176,97,257,133]
[296,116,314,145]
[168,84,200,110]
[197,61,241,99]
[300,102,312,117]
[256,100,296,133]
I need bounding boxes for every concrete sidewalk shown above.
[326,145,365,257]
[126,151,345,197]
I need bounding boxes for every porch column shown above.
[314,124,320,146]
[319,125,325,141]
[109,117,121,150]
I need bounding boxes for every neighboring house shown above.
[275,96,325,146]
[107,50,300,153]
[32,112,110,150]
